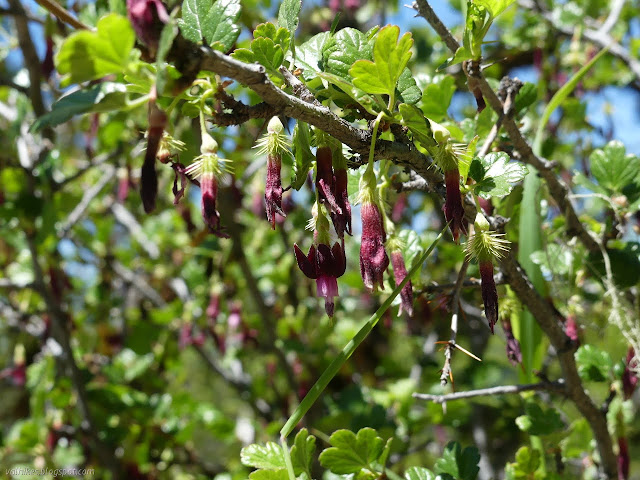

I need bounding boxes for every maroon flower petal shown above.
[294,244,318,279]
[479,260,498,333]
[391,250,414,317]
[265,153,285,229]
[331,168,352,238]
[316,146,341,214]
[443,168,467,243]
[502,318,522,366]
[360,202,389,290]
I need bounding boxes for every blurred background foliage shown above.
[1,0,640,479]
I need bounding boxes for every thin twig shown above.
[8,0,46,117]
[25,234,121,477]
[413,380,566,403]
[440,257,471,388]
[58,165,116,238]
[415,2,618,476]
[34,0,91,30]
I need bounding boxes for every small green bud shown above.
[201,133,219,155]
[474,212,490,231]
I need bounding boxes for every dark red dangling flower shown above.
[390,249,413,317]
[360,202,389,291]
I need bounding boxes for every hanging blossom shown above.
[357,166,389,291]
[331,143,352,239]
[387,238,414,317]
[432,121,468,243]
[141,98,167,213]
[254,117,291,229]
[465,213,510,333]
[126,0,169,55]
[294,203,346,317]
[184,132,231,236]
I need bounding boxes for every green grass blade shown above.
[534,45,610,151]
[280,224,449,439]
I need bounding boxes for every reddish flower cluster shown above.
[294,240,347,317]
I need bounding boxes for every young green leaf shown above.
[515,403,564,436]
[178,0,240,50]
[475,0,516,18]
[254,22,291,50]
[323,27,374,81]
[31,83,127,132]
[397,68,422,105]
[56,14,135,86]
[469,152,528,198]
[434,442,480,480]
[232,38,285,72]
[575,345,613,382]
[295,32,329,81]
[349,25,413,106]
[249,469,290,480]
[404,466,436,480]
[590,140,640,193]
[505,446,540,479]
[290,428,316,477]
[318,428,385,475]
[420,75,456,122]
[399,103,436,149]
[241,442,287,470]
[514,82,537,114]
[277,0,301,37]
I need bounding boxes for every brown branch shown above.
[519,0,640,81]
[499,251,617,477]
[24,234,122,478]
[167,44,444,188]
[415,2,617,476]
[8,0,46,118]
[413,0,600,256]
[413,380,566,403]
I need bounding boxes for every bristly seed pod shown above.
[465,213,510,333]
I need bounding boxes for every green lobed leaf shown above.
[209,0,241,50]
[440,45,473,70]
[277,0,301,37]
[254,22,291,50]
[31,82,127,132]
[505,447,540,479]
[420,75,456,122]
[589,140,640,193]
[248,469,290,480]
[529,243,573,277]
[318,428,385,475]
[241,442,286,470]
[178,0,240,49]
[178,0,214,43]
[515,403,564,436]
[323,27,374,81]
[475,0,516,18]
[469,152,528,198]
[514,82,537,114]
[232,37,285,72]
[350,25,413,102]
[295,32,329,81]
[56,14,135,86]
[575,345,613,382]
[404,466,436,480]
[434,442,480,480]
[399,103,436,150]
[291,428,316,477]
[397,68,422,105]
